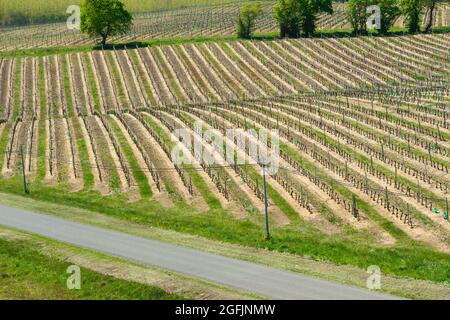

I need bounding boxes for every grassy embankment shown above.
[0,236,182,299]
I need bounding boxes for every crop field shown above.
[0,0,249,25]
[0,1,449,51]
[0,32,449,260]
[0,0,450,301]
[0,2,348,51]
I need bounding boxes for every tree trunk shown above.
[101,34,107,46]
[425,1,437,33]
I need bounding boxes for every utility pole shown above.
[20,145,28,194]
[262,164,270,240]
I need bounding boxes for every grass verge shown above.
[0,235,182,300]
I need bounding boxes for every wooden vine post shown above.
[20,145,28,194]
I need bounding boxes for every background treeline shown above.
[272,0,447,37]
[0,0,448,36]
[236,0,448,39]
[346,0,446,34]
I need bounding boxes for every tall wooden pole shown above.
[263,165,270,240]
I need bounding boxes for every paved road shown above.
[0,204,398,299]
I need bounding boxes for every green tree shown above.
[400,0,423,33]
[236,3,263,39]
[378,0,401,33]
[80,0,133,46]
[274,0,333,37]
[299,0,333,36]
[347,0,400,34]
[274,0,302,37]
[399,0,441,33]
[347,0,372,34]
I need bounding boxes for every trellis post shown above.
[20,145,28,194]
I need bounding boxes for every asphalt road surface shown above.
[0,204,398,299]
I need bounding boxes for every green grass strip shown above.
[70,117,94,190]
[104,51,128,106]
[36,57,47,181]
[80,54,101,114]
[60,55,75,118]
[0,237,181,300]
[107,116,152,198]
[12,58,22,119]
[127,50,158,106]
[151,48,187,103]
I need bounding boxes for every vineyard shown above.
[1,1,449,51]
[0,0,249,26]
[0,32,449,258]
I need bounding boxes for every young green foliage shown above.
[400,0,424,33]
[236,2,263,39]
[80,0,133,46]
[274,0,333,37]
[347,0,400,34]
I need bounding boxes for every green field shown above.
[0,236,183,299]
